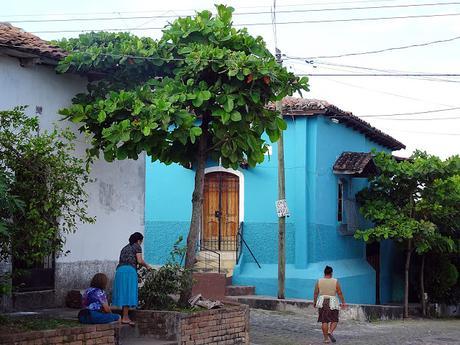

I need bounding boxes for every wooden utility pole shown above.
[276,47,286,300]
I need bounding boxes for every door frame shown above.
[204,166,244,222]
[201,167,244,250]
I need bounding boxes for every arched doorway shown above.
[202,172,239,251]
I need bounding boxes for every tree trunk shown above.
[404,239,413,318]
[420,254,427,317]
[178,120,209,307]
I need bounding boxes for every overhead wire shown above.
[308,61,460,83]
[358,107,460,117]
[6,1,460,23]
[287,59,460,83]
[285,34,460,59]
[289,64,458,107]
[0,0,417,18]
[379,129,460,135]
[30,11,460,34]
[366,116,460,120]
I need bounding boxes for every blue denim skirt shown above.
[112,265,138,307]
[79,310,120,324]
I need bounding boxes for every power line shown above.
[382,129,460,135]
[0,0,413,18]
[238,11,460,26]
[285,34,460,59]
[289,60,460,83]
[359,107,460,117]
[7,2,460,24]
[297,73,460,76]
[31,12,460,34]
[0,42,271,64]
[311,74,457,107]
[366,116,460,120]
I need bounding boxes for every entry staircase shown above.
[193,222,258,298]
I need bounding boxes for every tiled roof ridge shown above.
[0,22,67,62]
[268,96,405,151]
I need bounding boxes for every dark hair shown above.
[129,232,144,245]
[90,273,108,289]
[324,266,333,275]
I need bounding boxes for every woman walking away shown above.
[112,232,152,326]
[313,266,346,343]
[78,273,120,324]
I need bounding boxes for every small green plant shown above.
[138,237,193,310]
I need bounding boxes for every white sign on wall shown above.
[276,199,290,218]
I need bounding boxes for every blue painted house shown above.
[144,97,405,305]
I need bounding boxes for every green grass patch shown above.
[0,315,79,333]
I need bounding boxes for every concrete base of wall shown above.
[229,295,407,322]
[55,260,118,306]
[232,258,376,304]
[11,290,58,310]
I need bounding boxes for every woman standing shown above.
[313,266,346,343]
[112,232,151,325]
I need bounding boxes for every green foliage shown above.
[56,5,308,169]
[425,255,459,304]
[0,107,94,274]
[355,151,459,255]
[138,237,193,310]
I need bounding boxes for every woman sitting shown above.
[78,273,120,324]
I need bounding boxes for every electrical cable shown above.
[285,34,460,59]
[6,1,460,24]
[31,12,460,34]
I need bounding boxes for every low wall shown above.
[133,303,250,344]
[0,324,116,345]
[230,296,407,322]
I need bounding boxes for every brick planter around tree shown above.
[0,323,117,345]
[134,303,250,345]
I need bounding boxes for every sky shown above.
[2,0,459,158]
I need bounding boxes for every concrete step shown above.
[225,285,256,296]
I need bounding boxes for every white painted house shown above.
[0,23,145,310]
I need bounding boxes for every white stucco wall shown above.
[0,55,145,264]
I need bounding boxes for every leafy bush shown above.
[138,237,192,310]
[425,255,459,304]
[0,107,94,293]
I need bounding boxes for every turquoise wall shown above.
[145,114,398,304]
[144,161,194,264]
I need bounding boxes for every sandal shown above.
[323,340,330,344]
[121,320,135,326]
[328,334,336,343]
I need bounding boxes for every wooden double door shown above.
[202,172,239,251]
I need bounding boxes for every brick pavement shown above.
[250,308,460,345]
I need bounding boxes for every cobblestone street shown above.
[250,308,460,345]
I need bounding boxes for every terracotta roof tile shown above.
[333,152,377,176]
[0,22,67,63]
[268,97,405,151]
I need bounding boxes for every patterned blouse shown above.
[82,287,107,311]
[118,243,142,269]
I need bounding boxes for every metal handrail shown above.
[236,222,243,264]
[196,244,221,274]
[236,222,261,268]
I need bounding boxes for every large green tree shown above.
[355,151,459,317]
[57,5,308,304]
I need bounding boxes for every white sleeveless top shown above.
[315,278,340,310]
